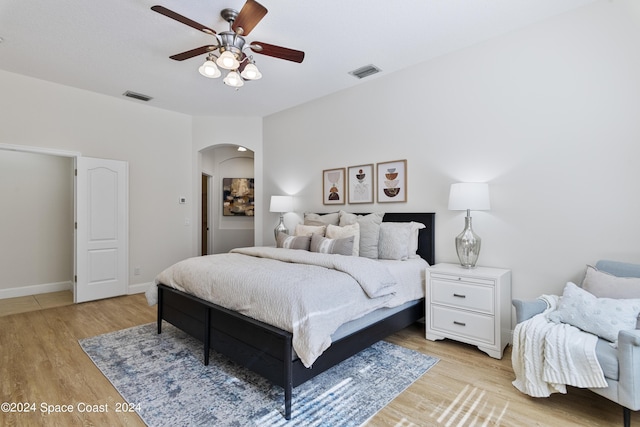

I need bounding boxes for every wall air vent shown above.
[123,90,153,102]
[348,64,382,79]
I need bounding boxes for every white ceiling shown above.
[0,0,596,117]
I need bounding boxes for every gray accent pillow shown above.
[339,211,384,259]
[276,233,311,250]
[582,265,640,299]
[303,212,340,226]
[326,223,360,256]
[310,233,354,256]
[547,282,640,342]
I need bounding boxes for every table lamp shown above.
[269,195,294,240]
[448,183,490,268]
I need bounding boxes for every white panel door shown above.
[75,157,128,303]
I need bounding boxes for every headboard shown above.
[382,212,435,265]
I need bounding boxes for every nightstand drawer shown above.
[430,306,495,344]
[431,280,494,313]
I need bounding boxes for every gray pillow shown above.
[339,211,384,259]
[547,282,640,342]
[310,234,354,256]
[276,233,311,250]
[582,265,640,299]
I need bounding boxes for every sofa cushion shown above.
[596,338,619,381]
[547,282,640,342]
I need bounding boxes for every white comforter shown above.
[512,295,607,397]
[149,247,405,367]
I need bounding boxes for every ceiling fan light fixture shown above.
[240,63,262,80]
[216,50,240,70]
[223,70,244,88]
[198,58,221,78]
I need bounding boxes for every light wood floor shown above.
[0,294,633,427]
[0,290,73,317]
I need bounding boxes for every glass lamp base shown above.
[273,215,288,241]
[455,216,481,268]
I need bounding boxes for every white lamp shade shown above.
[270,195,293,213]
[241,63,262,80]
[198,59,221,78]
[216,50,239,70]
[223,70,244,87]
[448,183,490,211]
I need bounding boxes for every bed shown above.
[150,212,435,419]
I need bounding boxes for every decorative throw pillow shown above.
[310,233,354,256]
[303,212,340,226]
[294,224,326,237]
[339,211,384,259]
[582,265,640,299]
[547,282,640,342]
[378,222,426,260]
[326,223,360,256]
[276,233,311,250]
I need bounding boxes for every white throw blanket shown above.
[512,295,608,397]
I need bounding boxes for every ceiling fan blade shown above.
[169,45,217,61]
[151,5,216,35]
[232,0,268,36]
[250,42,305,63]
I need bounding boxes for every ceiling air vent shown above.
[123,90,153,102]
[348,64,381,79]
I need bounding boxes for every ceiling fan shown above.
[151,0,305,88]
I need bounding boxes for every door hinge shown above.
[75,222,77,229]
[74,275,77,283]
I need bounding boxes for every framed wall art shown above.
[347,164,374,204]
[322,168,346,205]
[222,177,255,216]
[376,160,407,203]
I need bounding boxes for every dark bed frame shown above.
[156,212,435,419]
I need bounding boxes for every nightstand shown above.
[425,263,512,359]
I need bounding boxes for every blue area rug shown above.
[79,322,438,426]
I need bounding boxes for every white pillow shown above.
[326,223,360,256]
[303,212,340,226]
[378,222,425,260]
[294,224,326,237]
[547,282,640,342]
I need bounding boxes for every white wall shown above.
[0,151,73,293]
[0,69,194,293]
[262,1,640,303]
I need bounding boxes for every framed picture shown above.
[222,178,255,216]
[376,160,407,203]
[347,164,374,204]
[322,168,346,205]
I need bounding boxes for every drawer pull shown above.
[453,293,466,298]
[453,321,466,327]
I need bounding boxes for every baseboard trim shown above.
[0,281,72,300]
[128,282,152,295]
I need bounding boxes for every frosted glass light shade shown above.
[270,196,293,213]
[198,59,221,78]
[216,50,239,70]
[241,63,262,80]
[448,183,490,211]
[223,70,244,87]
